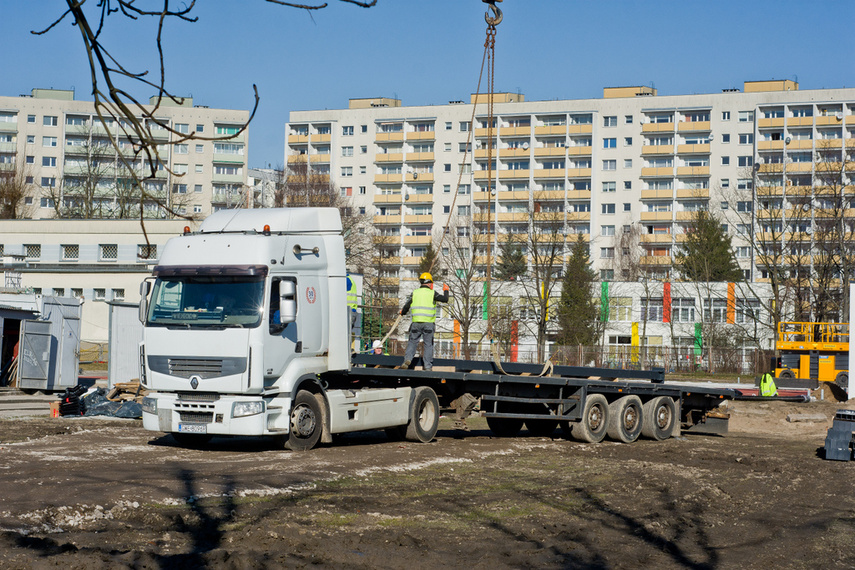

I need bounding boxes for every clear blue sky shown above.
[4,1,855,168]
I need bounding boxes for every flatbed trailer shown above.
[336,354,733,442]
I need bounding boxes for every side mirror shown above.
[138,280,152,324]
[278,280,297,324]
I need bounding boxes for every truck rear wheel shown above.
[571,393,609,443]
[641,396,678,441]
[287,390,323,451]
[404,387,439,443]
[607,395,643,443]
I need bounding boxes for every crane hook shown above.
[482,0,503,26]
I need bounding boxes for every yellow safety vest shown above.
[347,289,358,310]
[411,287,436,323]
[760,373,778,397]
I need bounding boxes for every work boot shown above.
[402,359,411,369]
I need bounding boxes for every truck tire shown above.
[287,390,323,451]
[607,395,643,443]
[526,419,558,437]
[403,387,439,443]
[779,369,795,380]
[835,372,849,393]
[641,396,678,441]
[571,393,609,443]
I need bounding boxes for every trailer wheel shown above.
[641,396,678,441]
[526,419,558,437]
[571,394,609,443]
[172,433,213,447]
[287,390,323,451]
[607,395,643,443]
[404,387,439,443]
[834,372,848,392]
[779,369,795,380]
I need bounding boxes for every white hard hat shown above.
[372,340,382,349]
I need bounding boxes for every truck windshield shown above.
[147,275,265,328]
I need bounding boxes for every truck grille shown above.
[169,358,222,378]
[178,392,219,402]
[179,411,214,423]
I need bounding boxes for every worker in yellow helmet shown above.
[399,272,449,371]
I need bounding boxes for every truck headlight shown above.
[232,401,264,418]
[141,397,157,415]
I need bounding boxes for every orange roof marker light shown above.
[183,226,191,235]
[263,224,271,236]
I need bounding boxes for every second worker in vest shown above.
[400,272,449,371]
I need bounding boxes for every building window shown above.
[624,159,632,168]
[94,288,106,300]
[737,156,754,167]
[602,181,616,192]
[600,247,615,258]
[722,134,730,143]
[42,157,56,167]
[174,144,188,154]
[738,134,754,145]
[600,269,614,280]
[342,126,354,136]
[359,186,366,195]
[42,136,57,147]
[196,124,204,133]
[721,156,730,165]
[603,138,616,149]
[194,184,202,193]
[52,288,65,297]
[112,288,125,301]
[738,111,754,123]
[27,135,35,144]
[25,244,40,261]
[721,179,730,189]
[61,244,79,261]
[175,123,189,134]
[722,111,731,121]
[71,288,83,299]
[174,163,188,175]
[444,163,452,172]
[624,137,632,146]
[603,160,616,171]
[459,121,470,132]
[39,197,53,208]
[173,184,187,194]
[41,177,56,188]
[342,146,353,157]
[625,115,633,124]
[195,144,204,153]
[43,116,58,127]
[603,116,617,127]
[193,205,202,214]
[27,115,35,124]
[137,244,157,260]
[641,298,663,321]
[601,225,615,236]
[360,145,367,154]
[704,298,728,322]
[609,297,632,321]
[99,244,118,262]
[623,203,631,212]
[672,298,696,322]
[26,156,34,164]
[624,181,632,190]
[341,166,353,177]
[602,203,615,214]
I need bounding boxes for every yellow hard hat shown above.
[419,272,433,283]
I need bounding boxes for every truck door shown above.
[266,275,327,376]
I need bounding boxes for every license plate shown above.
[178,423,207,434]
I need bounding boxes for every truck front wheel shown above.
[405,387,439,443]
[287,390,323,451]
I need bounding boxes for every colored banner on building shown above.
[663,282,671,323]
[510,320,519,362]
[694,322,703,356]
[482,282,489,320]
[726,282,735,324]
[631,322,639,364]
[600,281,610,322]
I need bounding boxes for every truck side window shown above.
[269,277,295,335]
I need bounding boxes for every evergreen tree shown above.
[495,237,526,281]
[674,210,743,282]
[556,235,598,346]
[418,242,439,277]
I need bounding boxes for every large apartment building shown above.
[285,80,855,294]
[0,88,251,218]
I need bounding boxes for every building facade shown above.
[286,81,855,345]
[0,88,251,219]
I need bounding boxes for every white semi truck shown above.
[140,208,732,450]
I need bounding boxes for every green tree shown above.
[418,242,439,278]
[495,236,526,281]
[674,210,742,282]
[556,235,598,346]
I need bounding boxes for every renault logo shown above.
[189,375,201,390]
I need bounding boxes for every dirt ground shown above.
[0,397,854,569]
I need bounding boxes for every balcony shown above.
[406,172,433,182]
[816,116,844,126]
[816,139,843,149]
[497,190,530,200]
[373,256,402,265]
[498,169,530,180]
[534,211,564,222]
[533,147,565,157]
[791,139,814,150]
[758,163,784,173]
[641,167,673,177]
[309,154,330,163]
[312,133,331,143]
[403,235,433,245]
[287,154,309,163]
[566,190,591,200]
[642,145,674,156]
[213,153,246,165]
[211,173,243,184]
[567,124,593,134]
[758,118,785,128]
[406,131,435,141]
[376,132,405,142]
[566,146,593,156]
[786,163,813,173]
[403,214,433,224]
[675,166,709,176]
[566,168,592,178]
[373,194,402,204]
[499,126,531,137]
[674,211,700,221]
[375,153,403,163]
[406,152,435,162]
[533,168,566,179]
[373,215,401,225]
[641,189,673,199]
[0,122,18,133]
[640,234,673,243]
[640,256,672,266]
[405,193,434,203]
[534,125,567,136]
[534,190,565,200]
[640,211,673,221]
[474,127,496,138]
[789,117,814,127]
[642,122,674,133]
[375,174,403,184]
[675,188,709,199]
[758,141,785,151]
[401,257,422,267]
[475,212,528,222]
[676,143,710,154]
[677,121,711,132]
[498,148,530,158]
[566,211,591,221]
